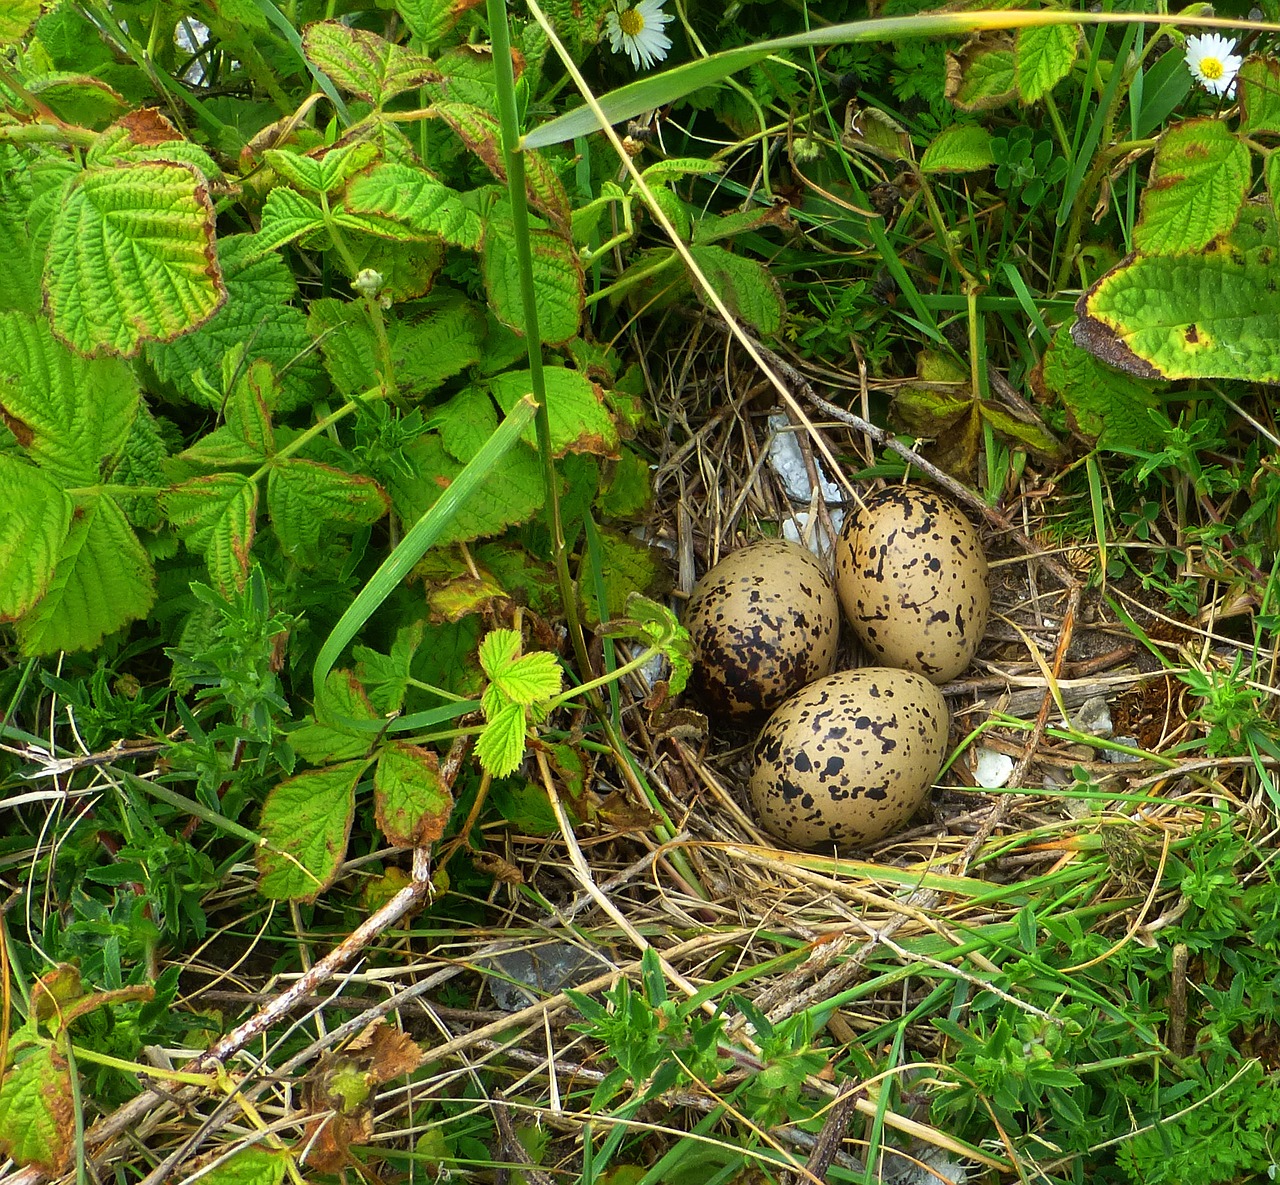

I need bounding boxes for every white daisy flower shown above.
[605,0,672,71]
[1185,32,1242,96]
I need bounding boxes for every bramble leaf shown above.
[482,201,583,344]
[1015,22,1078,103]
[1134,119,1248,254]
[255,187,327,256]
[920,126,995,173]
[0,310,139,485]
[161,474,259,594]
[16,493,155,656]
[374,742,452,846]
[345,163,483,249]
[946,38,1016,111]
[267,459,389,566]
[0,456,72,620]
[256,760,364,900]
[291,669,380,764]
[196,1146,290,1185]
[44,162,224,356]
[1075,203,1280,382]
[354,623,423,714]
[687,244,785,337]
[475,701,526,778]
[0,1046,74,1174]
[1238,55,1280,137]
[487,368,618,457]
[397,0,484,47]
[303,22,439,106]
[265,143,379,196]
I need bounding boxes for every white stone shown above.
[973,747,1015,788]
[766,414,843,504]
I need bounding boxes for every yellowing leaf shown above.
[303,22,439,106]
[162,474,259,594]
[16,494,155,656]
[475,701,527,778]
[1015,23,1078,104]
[374,742,452,846]
[1134,119,1249,255]
[488,369,618,458]
[196,1146,290,1185]
[44,163,224,357]
[492,651,562,705]
[0,456,72,621]
[0,1047,74,1174]
[946,38,1016,111]
[256,761,363,901]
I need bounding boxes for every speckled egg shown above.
[749,668,949,849]
[685,539,840,719]
[834,485,989,684]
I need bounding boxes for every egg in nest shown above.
[835,485,989,684]
[749,668,949,849]
[685,539,840,719]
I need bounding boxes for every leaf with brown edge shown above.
[0,1046,74,1174]
[302,21,440,106]
[374,742,452,847]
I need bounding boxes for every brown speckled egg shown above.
[749,668,949,849]
[685,539,840,719]
[834,485,989,684]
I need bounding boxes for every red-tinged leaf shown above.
[256,761,364,901]
[374,742,453,847]
[0,1046,75,1174]
[302,21,440,105]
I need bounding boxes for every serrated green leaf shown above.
[1238,54,1280,137]
[487,368,618,457]
[493,650,562,705]
[113,406,171,530]
[946,40,1016,111]
[386,435,543,544]
[255,187,327,256]
[256,760,363,900]
[195,1146,289,1185]
[579,530,665,626]
[1134,119,1249,254]
[1075,203,1280,382]
[374,742,452,846]
[267,142,379,195]
[1034,321,1165,451]
[44,163,224,357]
[475,701,527,778]
[431,385,498,462]
[687,244,785,337]
[920,125,995,173]
[86,114,222,179]
[291,669,380,763]
[26,72,126,129]
[303,21,439,105]
[148,234,323,415]
[267,459,389,567]
[161,474,258,593]
[0,456,72,620]
[482,202,583,344]
[397,0,482,47]
[1014,22,1078,103]
[596,447,652,519]
[0,0,43,46]
[16,493,156,656]
[0,1046,74,1174]
[354,621,422,714]
[0,310,139,485]
[345,163,483,249]
[396,297,485,394]
[479,628,522,677]
[0,147,41,314]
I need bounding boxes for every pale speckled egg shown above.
[685,539,840,719]
[749,668,949,849]
[834,485,989,684]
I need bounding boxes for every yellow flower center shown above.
[619,8,645,35]
[1201,56,1225,80]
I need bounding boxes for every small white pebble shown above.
[781,508,845,558]
[973,747,1015,788]
[766,414,843,504]
[1071,695,1113,738]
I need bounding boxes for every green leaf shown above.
[86,114,222,179]
[265,143,379,196]
[687,244,785,336]
[0,0,43,46]
[196,1146,289,1185]
[44,163,224,357]
[431,385,498,462]
[397,0,482,47]
[26,72,127,129]
[345,163,483,249]
[1238,54,1280,137]
[161,474,259,594]
[487,368,618,457]
[579,530,666,626]
[303,21,439,105]
[0,1047,74,1174]
[1033,320,1166,451]
[254,187,327,256]
[1133,119,1249,255]
[482,202,583,344]
[374,742,452,846]
[256,760,363,901]
[946,40,1016,111]
[267,459,389,566]
[292,669,380,763]
[475,701,527,778]
[0,456,72,620]
[920,125,996,173]
[1075,203,1280,382]
[1014,22,1078,103]
[495,650,562,705]
[148,234,323,415]
[479,628,521,676]
[596,447,653,519]
[354,622,422,714]
[16,493,156,656]
[0,310,139,485]
[0,147,41,314]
